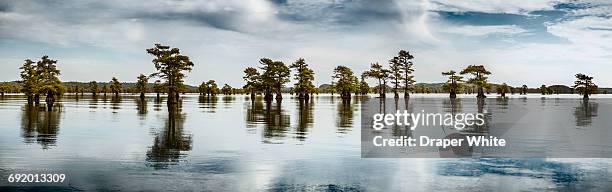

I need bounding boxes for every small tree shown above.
[206,80,218,96]
[497,83,510,98]
[332,66,357,100]
[364,62,390,97]
[110,77,122,97]
[540,85,547,95]
[574,73,597,100]
[243,67,261,100]
[359,74,370,95]
[88,81,99,96]
[441,70,463,98]
[221,84,233,95]
[136,74,149,100]
[153,80,163,100]
[460,65,491,98]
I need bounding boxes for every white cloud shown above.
[428,0,559,14]
[442,25,528,36]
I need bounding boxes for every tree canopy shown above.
[460,65,490,98]
[574,73,597,99]
[146,44,194,105]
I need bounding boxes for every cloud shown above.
[0,0,612,87]
[429,0,558,15]
[442,25,528,36]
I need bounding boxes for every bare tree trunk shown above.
[34,94,40,105]
[45,92,54,111]
[477,86,486,98]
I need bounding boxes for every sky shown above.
[0,0,611,87]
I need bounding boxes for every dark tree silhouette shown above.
[460,65,490,99]
[146,44,194,106]
[574,73,597,100]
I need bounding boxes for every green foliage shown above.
[153,80,164,93]
[36,56,64,96]
[146,44,194,103]
[19,59,38,97]
[136,74,149,93]
[200,80,219,95]
[388,50,416,96]
[460,65,490,98]
[496,83,510,97]
[332,66,356,99]
[364,62,390,96]
[242,67,261,94]
[88,81,99,95]
[110,77,122,95]
[574,73,597,99]
[398,50,415,93]
[259,58,290,95]
[221,84,233,95]
[289,58,315,97]
[441,70,463,94]
[359,74,370,95]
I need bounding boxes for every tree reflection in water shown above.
[110,96,122,110]
[135,98,147,119]
[20,104,62,149]
[89,95,98,109]
[222,96,235,108]
[574,100,598,127]
[198,95,218,113]
[336,99,354,133]
[295,99,314,140]
[245,99,290,143]
[146,104,192,169]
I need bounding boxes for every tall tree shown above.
[398,50,415,98]
[359,74,370,95]
[198,81,209,95]
[364,62,390,98]
[460,65,491,98]
[136,74,149,100]
[389,56,402,98]
[441,70,463,98]
[243,67,261,100]
[88,81,99,97]
[289,58,315,101]
[146,44,194,105]
[206,80,218,96]
[574,73,597,100]
[521,85,528,95]
[259,58,290,101]
[36,56,63,111]
[19,59,37,105]
[110,77,122,97]
[332,66,357,100]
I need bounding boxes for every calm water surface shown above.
[0,94,611,191]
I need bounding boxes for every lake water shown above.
[1,93,611,191]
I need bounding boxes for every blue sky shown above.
[0,0,611,87]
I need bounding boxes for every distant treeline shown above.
[3,43,604,112]
[1,79,610,95]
